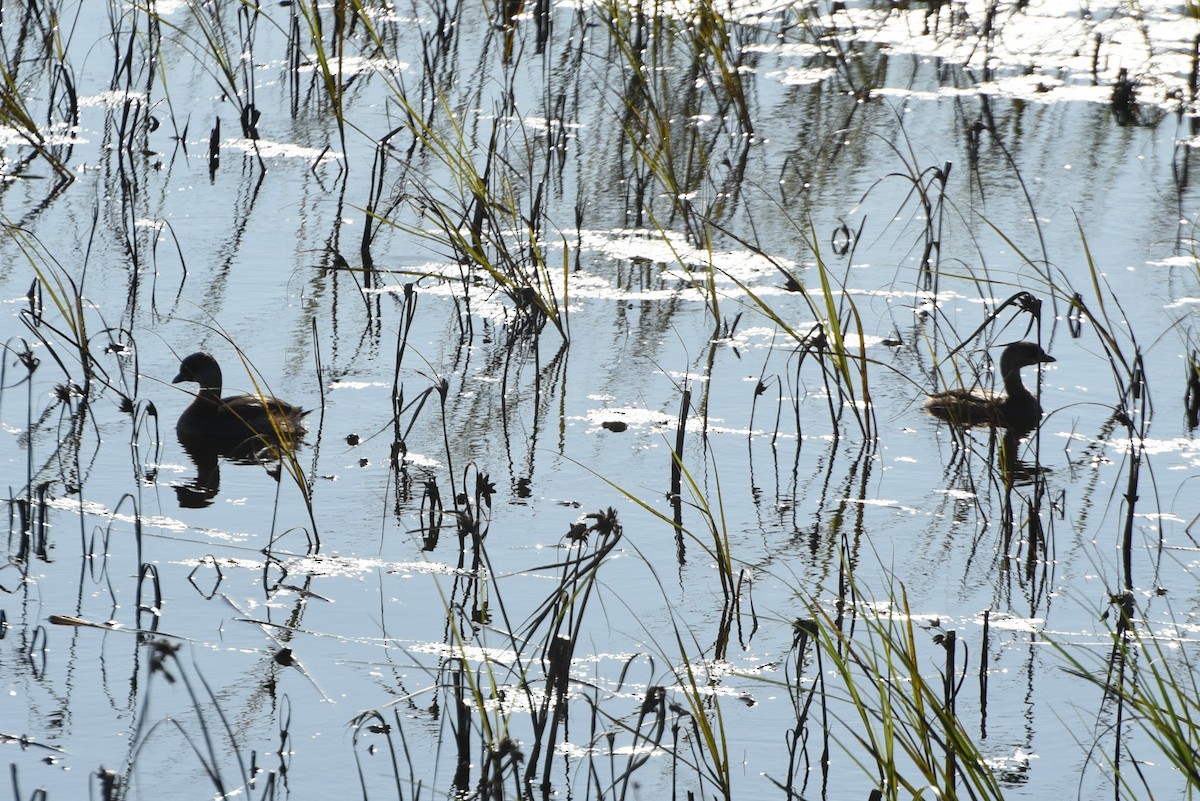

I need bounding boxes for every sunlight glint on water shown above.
[1,1,1198,799]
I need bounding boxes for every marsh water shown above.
[2,1,1199,799]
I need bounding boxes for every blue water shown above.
[1,1,1197,799]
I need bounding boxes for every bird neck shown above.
[195,380,223,404]
[1000,362,1033,400]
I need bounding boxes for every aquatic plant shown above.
[3,2,1200,801]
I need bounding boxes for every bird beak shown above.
[172,371,185,383]
[1040,354,1056,364]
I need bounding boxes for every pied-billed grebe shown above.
[172,352,308,446]
[924,341,1054,434]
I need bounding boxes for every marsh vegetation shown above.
[2,1,1199,799]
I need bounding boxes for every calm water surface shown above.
[1,1,1198,798]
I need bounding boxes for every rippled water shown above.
[2,1,1198,799]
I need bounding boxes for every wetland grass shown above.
[1051,594,1200,798]
[1187,350,1199,430]
[5,2,1200,800]
[351,506,672,799]
[794,582,1005,801]
[336,433,1033,801]
[124,640,290,801]
[0,0,76,185]
[369,107,571,343]
[154,1,270,169]
[716,220,878,442]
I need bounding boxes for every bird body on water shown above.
[924,341,1054,435]
[172,352,308,447]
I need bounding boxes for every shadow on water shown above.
[173,432,307,510]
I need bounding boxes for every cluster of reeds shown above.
[6,1,1200,799]
[342,505,743,800]
[1053,594,1200,797]
[785,592,1005,801]
[0,0,77,185]
[7,225,133,558]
